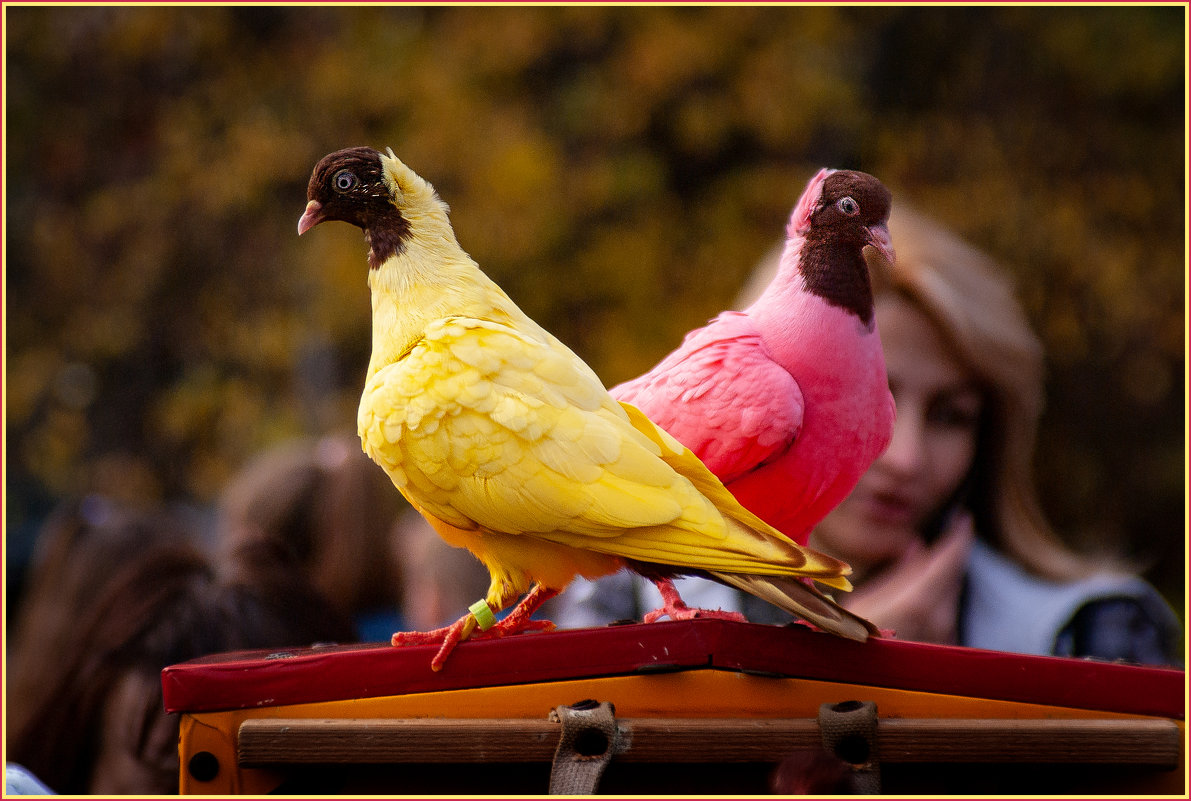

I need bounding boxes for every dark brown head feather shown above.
[305,147,410,269]
[798,170,893,326]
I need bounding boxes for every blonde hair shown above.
[868,205,1111,581]
[737,204,1110,581]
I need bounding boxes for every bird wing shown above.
[612,312,805,485]
[358,315,846,583]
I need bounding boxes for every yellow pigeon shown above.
[298,147,878,670]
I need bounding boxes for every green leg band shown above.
[469,599,497,631]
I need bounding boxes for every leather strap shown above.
[819,700,881,793]
[548,700,624,794]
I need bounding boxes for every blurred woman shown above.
[555,205,1181,666]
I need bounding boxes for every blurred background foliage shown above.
[4,5,1185,612]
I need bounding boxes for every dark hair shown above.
[216,435,406,620]
[8,516,353,794]
[7,498,196,737]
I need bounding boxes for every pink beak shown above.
[866,222,896,267]
[298,200,324,236]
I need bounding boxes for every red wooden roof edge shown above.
[161,619,1185,719]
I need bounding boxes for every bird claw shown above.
[644,577,749,624]
[473,617,557,639]
[390,586,560,671]
[643,605,748,624]
[391,615,477,671]
[420,615,556,671]
[390,625,456,647]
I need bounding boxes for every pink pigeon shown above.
[611,168,897,621]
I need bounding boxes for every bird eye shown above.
[836,196,859,216]
[333,169,358,192]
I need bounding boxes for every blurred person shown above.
[6,496,195,736]
[7,508,354,794]
[393,507,492,631]
[555,204,1182,666]
[215,434,408,641]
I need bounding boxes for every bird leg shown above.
[391,583,560,671]
[472,583,559,640]
[643,578,748,624]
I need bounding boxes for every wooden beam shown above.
[237,716,1181,767]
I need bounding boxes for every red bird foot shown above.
[392,585,559,671]
[642,578,748,624]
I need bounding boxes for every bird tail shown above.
[614,400,880,640]
[709,571,880,641]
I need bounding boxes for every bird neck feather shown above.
[745,234,877,352]
[754,231,875,330]
[365,231,521,378]
[798,234,876,328]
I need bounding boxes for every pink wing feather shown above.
[611,311,804,484]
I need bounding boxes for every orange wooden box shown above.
[162,619,1185,795]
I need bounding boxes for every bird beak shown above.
[298,200,325,236]
[865,223,896,267]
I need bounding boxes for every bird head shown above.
[783,169,895,326]
[810,170,895,268]
[299,146,441,269]
[790,169,895,268]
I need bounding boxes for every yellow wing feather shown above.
[358,315,851,589]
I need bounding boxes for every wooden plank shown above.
[240,718,561,765]
[237,716,1181,768]
[877,718,1183,764]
